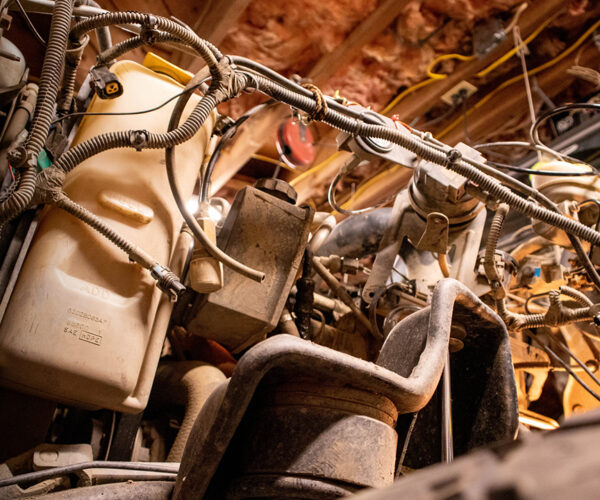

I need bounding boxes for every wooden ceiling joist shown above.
[308,0,412,85]
[440,42,599,145]
[385,0,567,121]
[173,0,253,70]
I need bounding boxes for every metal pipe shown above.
[311,256,380,339]
[441,351,453,463]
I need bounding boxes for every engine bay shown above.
[0,1,600,498]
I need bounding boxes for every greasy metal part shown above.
[174,279,515,499]
[336,107,415,166]
[227,382,398,497]
[390,284,518,471]
[254,177,298,204]
[294,250,314,339]
[21,481,174,499]
[182,184,314,352]
[416,213,449,255]
[317,208,392,259]
[363,191,410,303]
[0,208,38,324]
[408,145,483,226]
[363,181,487,303]
[441,352,454,463]
[363,144,486,303]
[312,255,379,340]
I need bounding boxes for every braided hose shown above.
[53,193,156,269]
[58,35,89,115]
[76,0,112,51]
[484,203,509,284]
[0,0,73,222]
[53,92,220,174]
[559,285,594,308]
[497,298,548,330]
[496,290,592,331]
[97,31,180,65]
[251,74,600,248]
[69,12,222,69]
[26,0,74,157]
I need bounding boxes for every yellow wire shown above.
[381,16,555,116]
[382,78,437,115]
[437,18,600,139]
[426,53,475,80]
[250,153,295,172]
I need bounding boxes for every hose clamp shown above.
[143,14,158,29]
[140,24,159,44]
[445,148,462,166]
[129,130,149,151]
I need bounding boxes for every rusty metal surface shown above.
[174,279,515,499]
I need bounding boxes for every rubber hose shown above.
[316,208,392,258]
[0,0,73,222]
[164,75,265,282]
[154,362,226,462]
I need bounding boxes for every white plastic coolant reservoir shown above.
[0,60,215,412]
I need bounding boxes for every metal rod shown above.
[441,350,454,463]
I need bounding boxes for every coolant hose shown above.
[154,362,226,462]
[317,208,392,258]
[309,214,336,253]
[0,0,73,222]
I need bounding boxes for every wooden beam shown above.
[385,0,566,119]
[439,42,598,145]
[333,164,413,220]
[209,104,290,195]
[308,0,411,85]
[174,0,252,70]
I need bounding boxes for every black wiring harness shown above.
[3,8,600,296]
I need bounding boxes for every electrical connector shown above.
[90,65,123,99]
